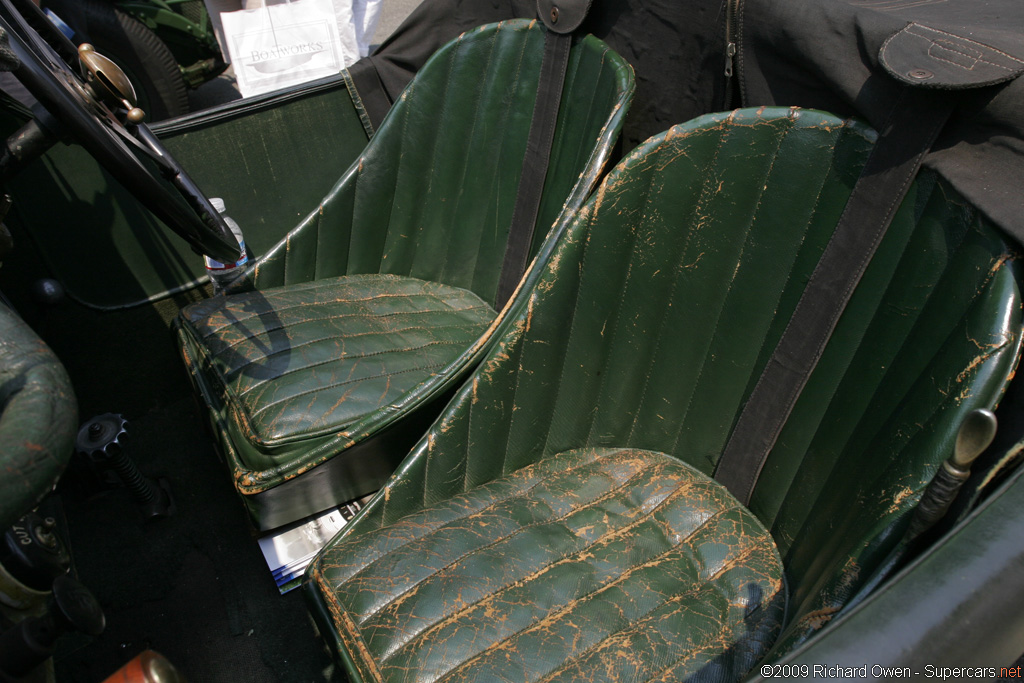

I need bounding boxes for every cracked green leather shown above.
[178,274,496,479]
[0,304,76,530]
[237,20,633,298]
[313,447,784,683]
[307,108,1024,679]
[175,20,634,505]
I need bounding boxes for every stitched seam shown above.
[777,175,950,475]
[608,118,728,449]
[580,141,664,444]
[316,570,385,683]
[188,319,480,449]
[219,315,488,370]
[487,21,537,294]
[236,336,479,401]
[668,112,841,457]
[497,312,533,478]
[480,22,537,298]
[679,119,846,500]
[471,27,534,296]
[539,189,600,455]
[663,111,746,432]
[631,543,767,683]
[402,23,466,276]
[493,28,561,464]
[438,28,500,286]
[528,39,577,245]
[200,289,481,337]
[386,471,707,669]
[217,316,489,375]
[334,448,627,585]
[630,114,791,446]
[534,535,765,683]
[907,24,1024,65]
[378,69,413,270]
[847,222,1013,481]
[248,360,451,418]
[361,456,667,624]
[926,43,1013,72]
[561,49,605,217]
[728,94,923,500]
[431,497,743,683]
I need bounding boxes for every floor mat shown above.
[53,396,341,682]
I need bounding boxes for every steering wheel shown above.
[0,0,241,263]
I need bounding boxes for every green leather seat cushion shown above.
[178,274,496,472]
[310,447,784,683]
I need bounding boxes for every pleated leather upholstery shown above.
[178,275,495,472]
[308,107,1024,680]
[315,448,784,683]
[175,20,634,515]
[239,21,634,297]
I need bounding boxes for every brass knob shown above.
[77,42,139,108]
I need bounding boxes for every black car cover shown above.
[348,0,1024,244]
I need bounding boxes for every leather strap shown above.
[714,87,953,505]
[341,63,387,138]
[494,28,572,309]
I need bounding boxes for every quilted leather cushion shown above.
[178,274,496,471]
[309,447,784,683]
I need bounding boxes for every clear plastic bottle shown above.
[203,197,248,293]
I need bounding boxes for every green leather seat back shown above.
[245,19,635,304]
[309,107,1023,674]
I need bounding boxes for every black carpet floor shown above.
[54,396,341,682]
[35,297,342,682]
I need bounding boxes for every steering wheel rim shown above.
[0,0,242,263]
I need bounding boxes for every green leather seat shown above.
[175,20,635,528]
[306,108,1024,681]
[0,304,77,530]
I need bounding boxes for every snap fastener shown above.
[550,6,559,23]
[908,68,933,80]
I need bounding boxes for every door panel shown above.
[2,75,369,309]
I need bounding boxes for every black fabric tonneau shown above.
[349,0,1024,244]
[741,0,1024,246]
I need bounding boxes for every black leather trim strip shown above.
[714,87,954,505]
[537,0,592,34]
[152,73,349,134]
[341,67,376,138]
[495,29,572,309]
[345,57,395,134]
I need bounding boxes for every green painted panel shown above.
[1,78,368,309]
